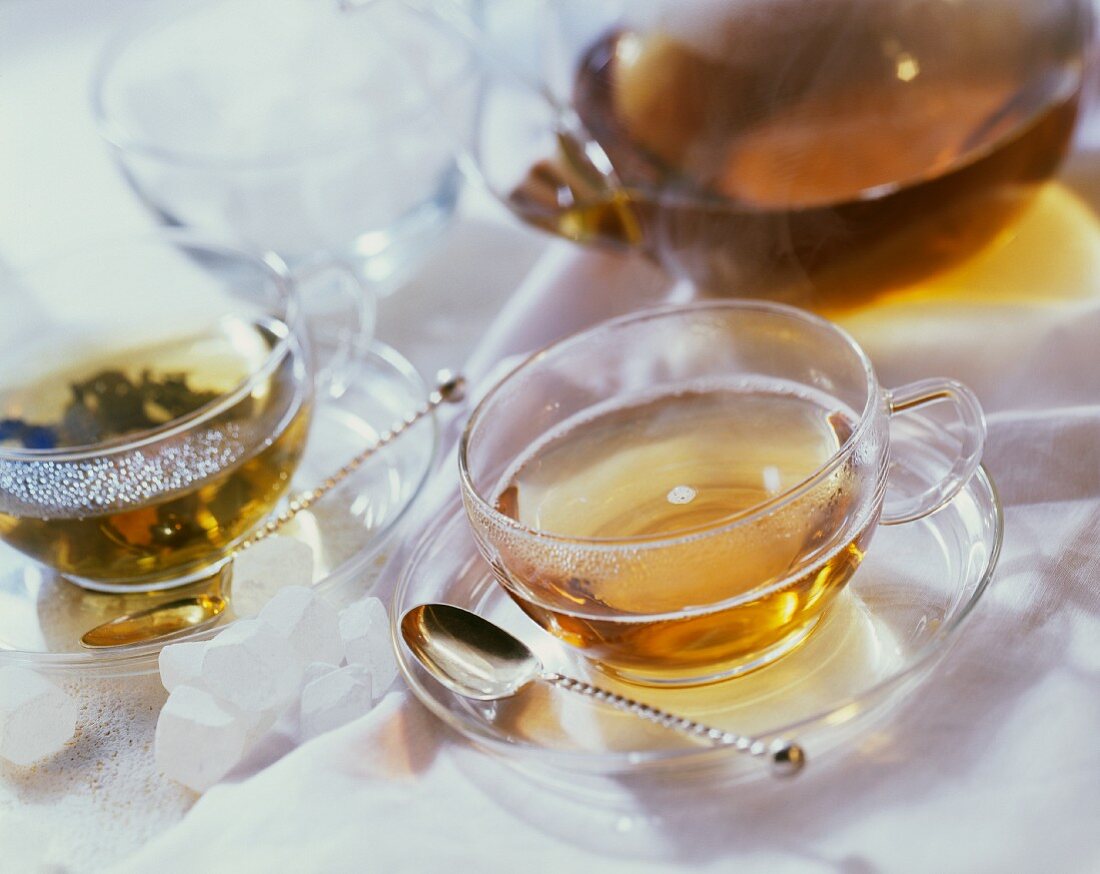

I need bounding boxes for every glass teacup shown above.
[0,232,372,592]
[459,302,985,686]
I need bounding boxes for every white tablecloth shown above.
[110,211,1100,871]
[5,3,1100,872]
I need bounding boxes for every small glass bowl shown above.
[0,340,435,678]
[0,229,381,593]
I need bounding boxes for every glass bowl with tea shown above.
[0,232,372,592]
[466,0,1093,305]
[459,302,986,686]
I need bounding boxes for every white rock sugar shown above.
[300,661,340,689]
[0,665,79,766]
[230,536,314,618]
[155,685,248,793]
[259,585,344,667]
[201,619,303,713]
[298,664,373,741]
[339,598,398,695]
[158,640,207,693]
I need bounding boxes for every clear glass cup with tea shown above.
[459,302,985,686]
[0,232,372,592]
[458,0,1094,305]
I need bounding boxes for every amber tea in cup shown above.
[0,233,369,592]
[460,303,985,685]
[493,383,874,674]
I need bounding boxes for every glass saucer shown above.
[393,461,1002,790]
[0,341,435,677]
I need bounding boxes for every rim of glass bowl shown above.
[0,229,301,464]
[458,299,881,548]
[394,465,1004,774]
[90,0,475,171]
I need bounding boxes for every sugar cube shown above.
[201,619,302,713]
[237,704,279,746]
[339,598,398,695]
[259,586,343,667]
[230,536,314,618]
[298,664,373,741]
[0,666,79,766]
[155,685,248,792]
[158,641,207,693]
[301,661,340,688]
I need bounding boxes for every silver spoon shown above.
[400,603,806,777]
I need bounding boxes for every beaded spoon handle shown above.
[234,371,466,554]
[401,603,806,777]
[548,673,805,776]
[81,372,466,649]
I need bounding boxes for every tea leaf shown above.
[0,369,222,449]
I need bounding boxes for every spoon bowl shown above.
[401,603,543,700]
[81,592,226,649]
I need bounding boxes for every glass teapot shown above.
[421,0,1095,307]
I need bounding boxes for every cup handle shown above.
[880,378,986,525]
[291,259,377,397]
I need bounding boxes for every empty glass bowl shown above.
[92,0,476,294]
